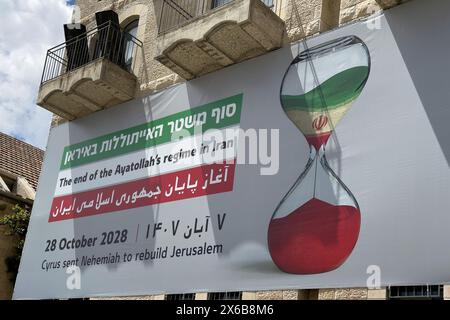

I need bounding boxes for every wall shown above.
[277,0,341,41]
[0,198,18,300]
[340,0,410,24]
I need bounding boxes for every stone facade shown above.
[444,285,450,300]
[340,0,411,24]
[51,0,407,124]
[71,0,410,94]
[38,58,139,120]
[72,0,363,94]
[319,288,367,300]
[316,288,388,300]
[278,0,340,41]
[155,0,286,80]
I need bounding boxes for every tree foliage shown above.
[0,204,31,281]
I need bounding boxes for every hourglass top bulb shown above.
[280,36,371,150]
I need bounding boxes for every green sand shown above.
[281,66,369,112]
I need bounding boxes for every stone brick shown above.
[339,0,411,25]
[318,288,336,300]
[318,288,370,300]
[256,290,284,300]
[242,291,257,300]
[50,115,67,128]
[282,290,299,300]
[41,0,411,126]
[90,295,156,300]
[334,288,368,300]
[195,292,208,300]
[279,0,327,41]
[367,288,387,300]
[444,285,450,300]
[340,0,381,24]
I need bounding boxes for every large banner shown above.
[14,0,450,299]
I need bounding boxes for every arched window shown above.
[123,19,139,72]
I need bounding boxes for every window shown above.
[208,291,242,300]
[211,0,233,9]
[262,0,275,9]
[123,19,139,72]
[212,0,274,10]
[165,293,196,300]
[389,285,443,300]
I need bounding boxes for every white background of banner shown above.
[55,126,239,196]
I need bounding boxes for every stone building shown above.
[35,0,449,300]
[0,132,44,299]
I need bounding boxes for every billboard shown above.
[14,0,450,299]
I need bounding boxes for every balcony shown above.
[37,21,143,120]
[155,0,285,80]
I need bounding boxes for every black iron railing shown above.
[157,0,209,35]
[263,0,274,8]
[157,0,276,35]
[41,21,143,85]
[159,0,245,35]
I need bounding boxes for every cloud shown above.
[0,0,73,149]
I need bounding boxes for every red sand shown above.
[305,132,331,150]
[268,198,360,274]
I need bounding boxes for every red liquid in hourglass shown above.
[305,132,332,151]
[268,198,361,274]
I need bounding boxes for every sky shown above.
[0,0,73,150]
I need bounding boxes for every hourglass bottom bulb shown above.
[268,198,360,274]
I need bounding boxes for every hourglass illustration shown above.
[268,36,371,274]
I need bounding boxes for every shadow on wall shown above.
[68,97,158,280]
[385,0,450,166]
